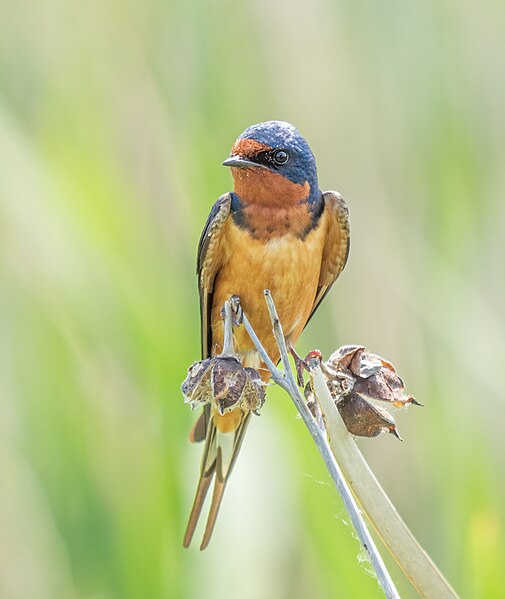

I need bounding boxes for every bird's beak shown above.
[222,156,268,169]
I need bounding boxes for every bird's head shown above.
[223,121,320,207]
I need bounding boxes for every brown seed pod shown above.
[337,392,402,440]
[306,344,420,439]
[181,356,265,414]
[181,358,214,407]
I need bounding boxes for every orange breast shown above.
[211,210,329,378]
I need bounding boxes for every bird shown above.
[183,120,350,550]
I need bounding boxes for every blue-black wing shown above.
[196,193,232,359]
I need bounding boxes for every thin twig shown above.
[221,300,235,356]
[241,290,401,599]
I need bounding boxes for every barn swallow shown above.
[184,121,350,550]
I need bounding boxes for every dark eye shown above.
[272,149,289,166]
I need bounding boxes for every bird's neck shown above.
[230,178,323,241]
[232,168,315,208]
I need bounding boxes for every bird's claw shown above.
[220,296,243,327]
[229,295,243,326]
[295,360,307,387]
[290,346,319,386]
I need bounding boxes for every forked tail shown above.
[184,407,251,550]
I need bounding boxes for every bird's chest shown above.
[222,212,324,293]
[211,213,326,357]
[224,231,319,293]
[224,201,323,283]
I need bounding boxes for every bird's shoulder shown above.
[197,193,233,280]
[319,189,350,282]
[322,190,350,228]
[303,190,350,327]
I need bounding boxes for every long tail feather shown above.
[183,470,214,548]
[184,410,252,549]
[183,415,217,548]
[200,476,226,550]
[199,412,251,549]
[189,405,210,444]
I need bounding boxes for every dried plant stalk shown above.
[241,291,459,599]
[240,293,400,599]
[312,367,457,598]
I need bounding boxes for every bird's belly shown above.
[211,222,325,371]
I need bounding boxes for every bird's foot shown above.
[229,295,243,326]
[289,346,314,387]
[220,296,243,327]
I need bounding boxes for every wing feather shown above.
[197,193,232,358]
[184,193,239,550]
[306,190,350,326]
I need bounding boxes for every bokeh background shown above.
[1,1,505,597]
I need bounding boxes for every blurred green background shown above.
[1,0,504,597]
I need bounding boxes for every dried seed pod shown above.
[353,363,419,407]
[244,368,266,412]
[211,356,249,414]
[328,346,384,379]
[337,392,402,440]
[328,345,365,372]
[181,356,265,414]
[326,346,419,408]
[308,344,420,439]
[181,358,214,407]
